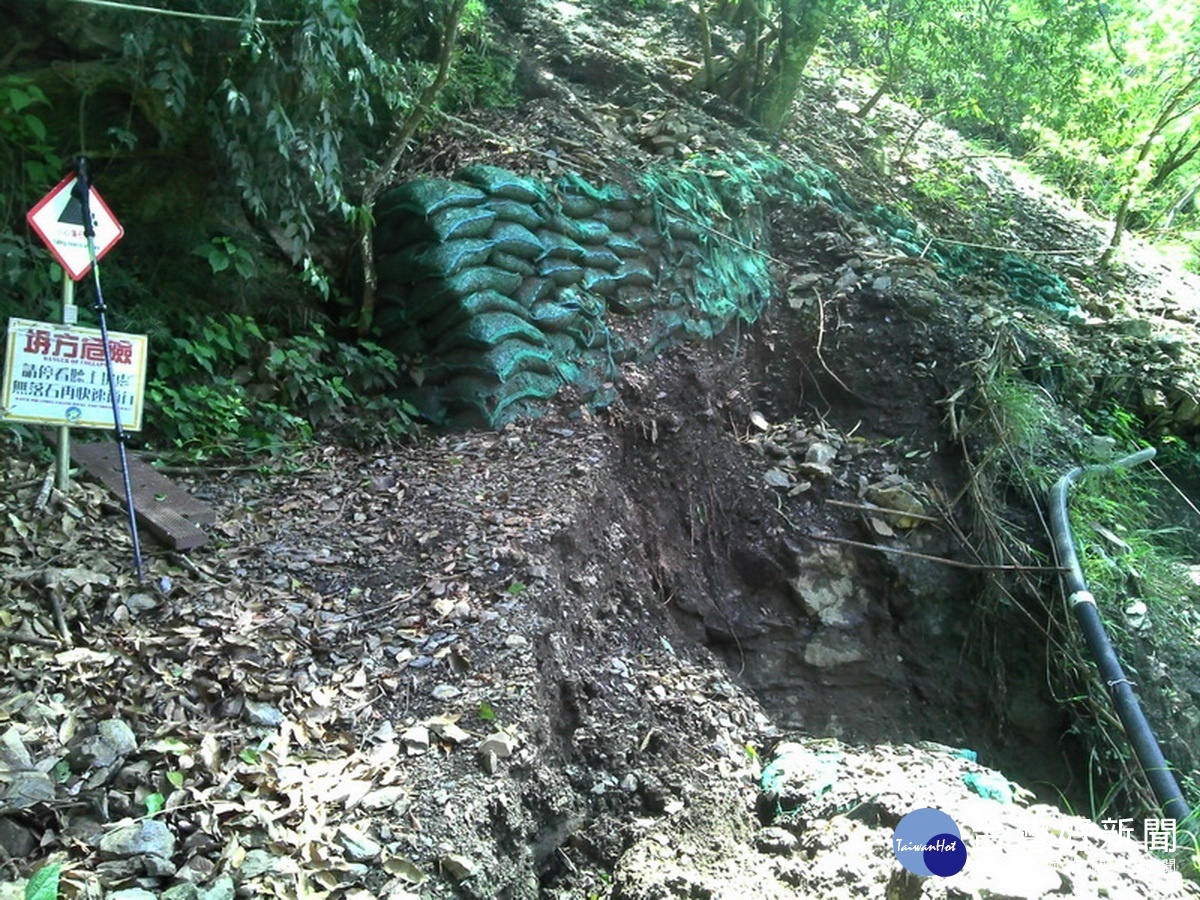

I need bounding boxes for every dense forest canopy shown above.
[1,0,1199,451]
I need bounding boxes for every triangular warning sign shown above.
[25,174,123,281]
[58,194,86,226]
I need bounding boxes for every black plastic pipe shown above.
[1048,447,1191,825]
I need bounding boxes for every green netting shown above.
[558,172,637,210]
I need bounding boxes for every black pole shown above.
[73,156,144,582]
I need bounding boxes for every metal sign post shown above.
[57,276,76,492]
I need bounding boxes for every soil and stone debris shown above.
[4,0,1200,898]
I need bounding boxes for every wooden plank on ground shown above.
[70,442,214,550]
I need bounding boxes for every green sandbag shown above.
[546,213,587,244]
[376,178,486,218]
[602,185,637,212]
[582,270,621,296]
[373,307,429,355]
[554,358,582,384]
[423,290,531,339]
[376,239,493,284]
[376,243,434,284]
[489,249,537,277]
[631,207,656,226]
[439,266,524,300]
[485,198,546,230]
[606,234,644,258]
[529,299,584,332]
[562,317,608,350]
[404,267,525,321]
[579,247,621,272]
[441,369,562,425]
[608,293,656,314]
[559,195,598,218]
[537,260,585,286]
[667,217,701,241]
[614,260,656,288]
[489,221,544,259]
[491,370,564,416]
[372,299,413,332]
[515,277,555,307]
[629,223,665,249]
[428,205,497,241]
[536,230,586,261]
[575,218,612,245]
[458,164,548,204]
[596,208,634,231]
[374,215,428,256]
[556,286,605,318]
[425,338,556,383]
[543,331,581,358]
[433,311,547,353]
[421,238,497,276]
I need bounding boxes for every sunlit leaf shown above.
[24,863,60,900]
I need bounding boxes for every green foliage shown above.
[0,75,62,323]
[193,236,257,280]
[24,863,60,900]
[980,373,1080,491]
[836,0,1200,254]
[438,0,518,109]
[699,0,836,132]
[147,314,418,459]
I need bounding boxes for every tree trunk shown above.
[356,0,467,337]
[856,79,891,118]
[749,0,833,134]
[1100,71,1200,267]
[1098,191,1133,267]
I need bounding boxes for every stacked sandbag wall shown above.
[373,162,774,427]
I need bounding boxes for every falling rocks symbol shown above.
[891,807,968,877]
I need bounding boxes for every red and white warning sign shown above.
[25,174,124,281]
